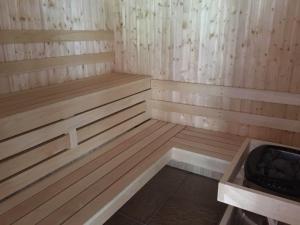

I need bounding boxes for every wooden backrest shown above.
[0,73,151,201]
[0,30,114,77]
[151,79,300,133]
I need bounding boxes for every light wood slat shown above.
[39,125,183,225]
[0,136,68,182]
[62,130,183,225]
[151,100,300,133]
[221,138,251,183]
[0,113,150,201]
[171,141,233,162]
[14,123,174,225]
[171,137,235,158]
[185,126,244,143]
[0,91,149,160]
[175,133,239,152]
[0,73,140,112]
[0,52,114,76]
[152,75,300,107]
[77,102,147,142]
[0,30,113,43]
[0,119,158,215]
[0,75,148,119]
[0,78,150,140]
[0,73,133,103]
[180,129,243,146]
[0,121,164,225]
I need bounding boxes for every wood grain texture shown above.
[0,73,151,203]
[0,113,150,201]
[0,30,113,43]
[0,121,163,225]
[151,100,300,133]
[0,0,115,93]
[0,52,114,76]
[114,0,300,92]
[152,79,300,107]
[0,136,68,181]
[0,74,150,140]
[0,119,157,215]
[0,119,247,225]
[112,0,300,146]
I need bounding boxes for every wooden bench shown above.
[0,73,246,225]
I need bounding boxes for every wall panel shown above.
[0,0,114,94]
[113,0,300,146]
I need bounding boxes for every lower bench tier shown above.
[0,120,245,225]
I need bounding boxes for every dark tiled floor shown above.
[105,166,226,225]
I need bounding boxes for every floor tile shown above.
[174,173,221,206]
[147,198,225,225]
[104,213,144,225]
[119,166,188,223]
[147,173,226,225]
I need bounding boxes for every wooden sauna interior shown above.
[0,1,299,225]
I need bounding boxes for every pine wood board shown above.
[0,113,150,201]
[0,119,158,215]
[151,100,300,133]
[0,30,114,43]
[0,52,114,76]
[0,74,150,140]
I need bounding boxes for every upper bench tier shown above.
[0,73,151,140]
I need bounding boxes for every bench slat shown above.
[0,135,68,181]
[39,125,183,225]
[171,137,236,158]
[0,76,150,140]
[0,121,163,225]
[77,102,147,142]
[63,127,183,225]
[0,91,149,160]
[0,119,246,225]
[185,126,245,143]
[13,122,172,224]
[175,133,239,152]
[0,73,138,112]
[0,113,150,201]
[171,141,233,162]
[0,119,157,215]
[180,129,243,146]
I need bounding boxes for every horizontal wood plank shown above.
[0,77,150,140]
[77,102,147,142]
[0,119,158,215]
[0,52,114,76]
[0,30,113,43]
[180,129,243,146]
[0,121,164,225]
[14,123,174,225]
[0,91,149,160]
[175,133,239,152]
[0,113,150,201]
[151,100,300,133]
[171,141,233,162]
[185,126,244,143]
[0,136,68,181]
[63,142,180,224]
[0,119,247,224]
[171,137,235,158]
[61,126,184,225]
[151,79,300,106]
